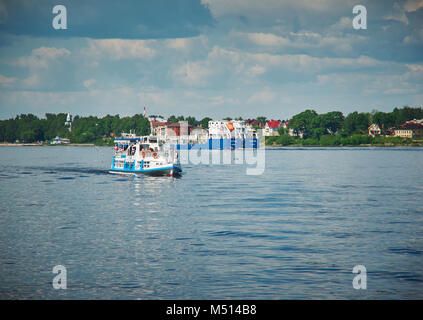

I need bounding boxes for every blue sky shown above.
[0,0,422,120]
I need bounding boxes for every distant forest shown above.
[0,113,150,144]
[0,106,422,145]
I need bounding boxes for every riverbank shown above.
[265,134,423,147]
[267,143,423,147]
[0,143,95,146]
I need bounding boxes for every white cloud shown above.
[166,38,191,51]
[0,74,16,87]
[384,2,413,25]
[136,91,172,106]
[83,78,96,88]
[245,32,290,46]
[404,0,423,12]
[403,28,423,44]
[171,61,213,86]
[247,88,276,104]
[84,39,156,60]
[246,64,266,76]
[384,88,417,94]
[209,95,240,106]
[165,36,208,52]
[15,47,71,69]
[316,66,422,97]
[329,17,353,32]
[21,74,40,88]
[201,0,353,19]
[406,64,423,72]
[251,52,382,73]
[232,30,365,55]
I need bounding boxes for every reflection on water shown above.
[0,146,422,299]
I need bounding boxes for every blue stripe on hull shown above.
[109,165,181,176]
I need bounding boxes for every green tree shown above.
[289,109,318,139]
[256,116,267,127]
[168,115,178,123]
[185,116,198,126]
[200,117,212,129]
[276,134,295,146]
[319,111,344,134]
[342,111,370,136]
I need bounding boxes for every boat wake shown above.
[8,165,109,176]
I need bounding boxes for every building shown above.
[208,120,251,139]
[189,126,209,143]
[149,118,167,137]
[368,123,381,137]
[152,123,167,139]
[51,136,70,144]
[166,121,193,137]
[287,128,304,139]
[393,122,423,138]
[208,120,232,139]
[263,120,282,137]
[65,112,72,132]
[245,119,264,128]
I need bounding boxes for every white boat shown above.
[109,133,182,177]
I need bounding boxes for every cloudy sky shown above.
[0,0,422,120]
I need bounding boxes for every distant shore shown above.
[265,136,423,147]
[1,142,422,148]
[267,143,423,147]
[0,143,95,146]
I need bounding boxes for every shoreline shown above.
[0,143,96,147]
[1,143,422,148]
[266,143,423,147]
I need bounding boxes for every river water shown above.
[0,146,422,299]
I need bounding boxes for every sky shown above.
[0,0,422,120]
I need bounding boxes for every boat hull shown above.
[108,166,182,177]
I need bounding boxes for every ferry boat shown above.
[109,132,182,177]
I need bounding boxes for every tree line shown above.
[267,106,423,146]
[0,106,422,145]
[0,113,151,144]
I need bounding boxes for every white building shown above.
[189,127,209,143]
[51,136,70,144]
[263,120,282,137]
[208,120,252,139]
[368,124,381,137]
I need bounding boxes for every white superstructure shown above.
[208,120,257,139]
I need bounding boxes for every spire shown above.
[65,112,72,132]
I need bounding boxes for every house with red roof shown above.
[245,119,264,128]
[263,120,282,136]
[393,121,423,138]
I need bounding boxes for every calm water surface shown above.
[0,146,422,299]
